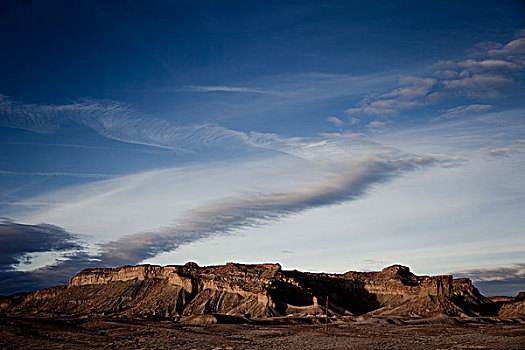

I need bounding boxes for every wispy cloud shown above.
[346,77,438,116]
[327,116,345,127]
[481,139,525,158]
[0,170,115,178]
[2,141,176,153]
[441,72,512,95]
[452,263,525,282]
[7,132,405,240]
[2,93,380,161]
[0,95,255,154]
[438,33,524,97]
[183,85,274,94]
[436,104,493,120]
[98,154,449,266]
[168,72,398,123]
[245,130,394,163]
[327,116,359,128]
[345,31,525,117]
[348,117,360,125]
[367,120,389,131]
[0,150,456,293]
[0,70,398,152]
[438,34,525,94]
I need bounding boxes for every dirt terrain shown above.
[1,315,524,349]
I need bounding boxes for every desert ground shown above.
[1,316,524,350]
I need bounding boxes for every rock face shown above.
[1,263,520,319]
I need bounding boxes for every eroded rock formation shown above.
[1,263,522,320]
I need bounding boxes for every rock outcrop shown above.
[486,292,525,318]
[1,263,519,320]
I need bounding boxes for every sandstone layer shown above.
[1,263,523,320]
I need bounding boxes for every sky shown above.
[0,0,524,296]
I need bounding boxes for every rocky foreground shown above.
[1,316,524,350]
[1,262,524,321]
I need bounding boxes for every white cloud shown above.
[5,117,460,271]
[245,130,393,163]
[437,33,525,97]
[381,77,437,99]
[348,117,360,125]
[0,70,399,150]
[163,72,399,124]
[436,104,493,119]
[433,69,458,79]
[3,105,524,296]
[457,59,520,71]
[327,116,345,126]
[367,120,388,129]
[183,85,274,94]
[345,31,525,117]
[0,94,390,162]
[151,145,524,297]
[345,77,438,116]
[481,147,515,157]
[487,35,525,65]
[451,264,525,282]
[481,139,525,157]
[0,95,253,153]
[0,170,114,178]
[18,151,450,271]
[442,73,513,94]
[320,130,366,142]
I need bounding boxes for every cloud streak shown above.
[1,93,378,162]
[0,70,399,157]
[0,95,253,154]
[436,104,493,120]
[183,85,274,94]
[481,139,525,158]
[99,155,447,265]
[346,77,438,116]
[0,152,453,294]
[0,170,115,178]
[327,116,345,127]
[451,264,525,296]
[0,219,82,272]
[452,264,525,283]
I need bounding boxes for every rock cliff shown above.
[1,263,521,320]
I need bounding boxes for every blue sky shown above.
[0,0,524,296]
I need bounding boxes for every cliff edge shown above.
[1,263,521,320]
